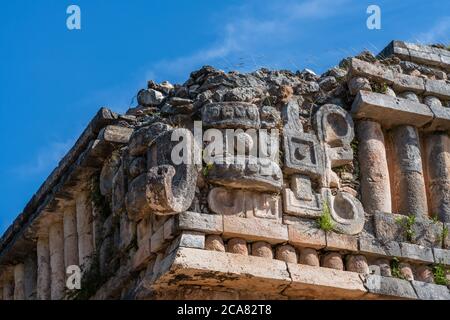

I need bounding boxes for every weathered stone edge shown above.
[152,247,450,299]
[177,212,450,266]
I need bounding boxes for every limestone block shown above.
[111,164,126,216]
[399,263,414,280]
[99,150,121,197]
[153,247,291,294]
[227,238,248,255]
[373,212,406,242]
[205,235,225,252]
[358,236,402,257]
[166,232,205,255]
[252,242,273,259]
[150,225,165,253]
[76,191,94,269]
[13,264,25,300]
[207,155,282,192]
[326,232,358,251]
[299,248,320,267]
[285,263,367,299]
[315,104,354,149]
[128,156,146,180]
[349,58,395,84]
[176,211,223,234]
[37,236,51,300]
[275,245,297,263]
[99,125,133,144]
[126,164,197,218]
[348,77,372,95]
[425,134,450,223]
[49,222,65,300]
[375,259,392,277]
[322,252,344,271]
[223,215,288,244]
[363,274,417,299]
[137,88,164,106]
[323,189,365,235]
[352,91,433,128]
[346,255,369,274]
[288,218,326,249]
[391,125,428,218]
[357,121,391,214]
[163,218,177,240]
[425,79,450,100]
[208,187,281,221]
[63,206,79,269]
[433,248,450,265]
[24,255,37,300]
[400,242,434,263]
[393,73,425,93]
[202,102,260,129]
[426,101,450,132]
[415,266,434,283]
[283,129,325,178]
[283,175,323,218]
[119,213,136,250]
[137,216,151,242]
[132,235,152,272]
[128,122,172,157]
[411,281,450,300]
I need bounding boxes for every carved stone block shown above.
[207,155,282,192]
[208,187,281,221]
[283,175,323,218]
[283,130,324,178]
[202,102,260,129]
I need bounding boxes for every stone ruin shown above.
[1,40,450,300]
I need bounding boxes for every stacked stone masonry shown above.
[1,40,450,300]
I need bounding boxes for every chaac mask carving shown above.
[100,67,365,236]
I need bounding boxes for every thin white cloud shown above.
[414,17,450,44]
[144,0,350,82]
[13,140,74,177]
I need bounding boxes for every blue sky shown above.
[0,0,449,234]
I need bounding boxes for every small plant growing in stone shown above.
[395,214,416,243]
[390,257,404,279]
[317,201,334,232]
[202,162,214,177]
[431,214,439,224]
[432,263,448,286]
[372,82,388,94]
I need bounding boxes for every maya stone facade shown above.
[1,40,450,300]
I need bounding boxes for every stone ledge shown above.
[351,91,434,128]
[433,248,450,265]
[379,41,450,70]
[152,247,291,294]
[284,263,367,299]
[411,281,450,300]
[349,58,450,99]
[176,211,223,235]
[362,274,417,299]
[400,242,435,264]
[151,247,448,299]
[223,216,288,244]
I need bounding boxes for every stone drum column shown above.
[76,191,94,271]
[37,235,51,300]
[13,263,25,300]
[64,205,79,269]
[426,133,450,223]
[49,222,65,300]
[391,125,428,217]
[357,120,391,213]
